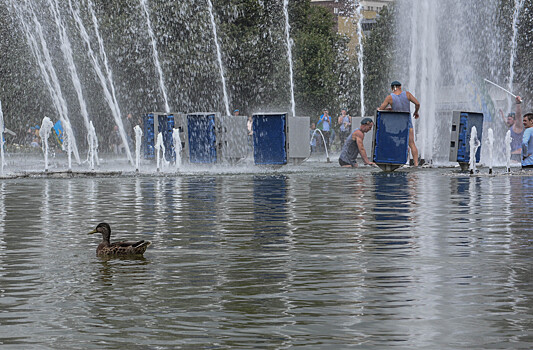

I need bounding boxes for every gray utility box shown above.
[287,116,311,165]
[351,116,375,160]
[174,112,247,164]
[449,111,484,166]
[218,115,248,163]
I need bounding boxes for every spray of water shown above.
[355,3,365,118]
[69,0,133,165]
[172,128,183,170]
[140,0,171,113]
[310,129,330,162]
[134,125,143,171]
[0,101,4,175]
[40,116,54,172]
[283,0,296,117]
[87,121,99,170]
[206,0,231,116]
[508,0,525,96]
[487,128,494,173]
[469,126,480,173]
[155,132,166,172]
[505,129,512,172]
[48,0,96,167]
[16,1,80,166]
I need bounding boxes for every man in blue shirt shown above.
[522,113,533,169]
[317,108,331,151]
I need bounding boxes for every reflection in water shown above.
[0,173,531,348]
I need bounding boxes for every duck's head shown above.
[88,222,111,242]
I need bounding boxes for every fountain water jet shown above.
[206,0,231,116]
[40,117,54,172]
[15,1,81,166]
[140,0,171,113]
[172,128,183,171]
[355,2,365,119]
[134,125,143,172]
[48,0,96,167]
[87,121,99,170]
[487,128,494,174]
[0,101,4,175]
[505,130,512,173]
[508,0,525,98]
[310,129,330,163]
[469,126,480,174]
[70,0,133,165]
[283,0,296,117]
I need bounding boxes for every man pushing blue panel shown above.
[253,113,287,165]
[373,110,410,171]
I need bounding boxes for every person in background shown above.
[521,113,533,169]
[501,96,524,162]
[338,117,375,167]
[378,81,421,166]
[234,109,240,116]
[337,108,352,147]
[317,108,331,151]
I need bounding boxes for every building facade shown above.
[310,0,395,53]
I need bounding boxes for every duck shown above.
[88,222,151,257]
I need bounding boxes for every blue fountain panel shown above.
[143,113,155,159]
[253,114,287,165]
[159,114,175,162]
[373,111,410,164]
[455,112,483,163]
[187,114,217,164]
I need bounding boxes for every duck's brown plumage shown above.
[88,223,151,256]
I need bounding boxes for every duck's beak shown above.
[88,229,97,235]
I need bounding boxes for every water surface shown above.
[0,169,531,349]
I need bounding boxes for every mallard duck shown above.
[88,223,151,257]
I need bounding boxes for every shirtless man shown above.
[338,117,375,167]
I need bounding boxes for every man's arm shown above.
[407,92,420,117]
[354,131,374,165]
[378,95,393,111]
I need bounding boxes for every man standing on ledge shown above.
[377,81,421,166]
[339,117,375,167]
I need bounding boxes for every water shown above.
[15,1,81,165]
[508,0,525,96]
[469,126,480,173]
[356,2,365,119]
[48,0,95,157]
[0,169,532,349]
[310,128,330,162]
[140,0,171,114]
[396,1,510,165]
[172,128,183,170]
[69,0,133,166]
[0,101,4,175]
[39,116,54,172]
[134,125,143,172]
[505,130,512,172]
[487,128,494,173]
[283,0,296,117]
[206,0,231,117]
